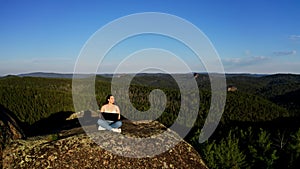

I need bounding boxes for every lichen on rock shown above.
[2,120,208,169]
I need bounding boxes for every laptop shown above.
[101,112,120,121]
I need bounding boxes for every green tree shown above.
[248,128,279,168]
[288,128,300,168]
[201,131,247,169]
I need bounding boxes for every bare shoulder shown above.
[114,105,120,112]
[100,104,107,111]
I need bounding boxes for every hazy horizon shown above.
[1,1,299,76]
[2,71,300,78]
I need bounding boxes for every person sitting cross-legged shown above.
[97,94,122,133]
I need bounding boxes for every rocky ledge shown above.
[2,120,207,169]
[0,105,26,169]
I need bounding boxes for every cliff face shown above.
[2,120,207,169]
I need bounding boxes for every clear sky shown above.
[0,0,300,76]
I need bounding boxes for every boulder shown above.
[0,105,26,168]
[2,120,207,168]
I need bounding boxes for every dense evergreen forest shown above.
[1,73,300,168]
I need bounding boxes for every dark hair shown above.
[105,94,113,104]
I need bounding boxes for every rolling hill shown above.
[1,72,300,168]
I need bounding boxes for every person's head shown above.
[105,94,115,104]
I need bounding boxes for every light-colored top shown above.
[101,104,119,113]
[100,104,121,120]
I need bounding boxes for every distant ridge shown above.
[17,72,93,79]
[16,72,275,78]
[11,72,300,80]
[225,73,269,77]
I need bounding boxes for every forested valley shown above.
[1,73,300,168]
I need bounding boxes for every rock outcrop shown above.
[2,120,207,169]
[0,105,26,168]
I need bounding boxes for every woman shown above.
[97,94,122,133]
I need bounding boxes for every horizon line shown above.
[2,71,300,77]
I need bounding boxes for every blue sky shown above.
[0,0,300,75]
